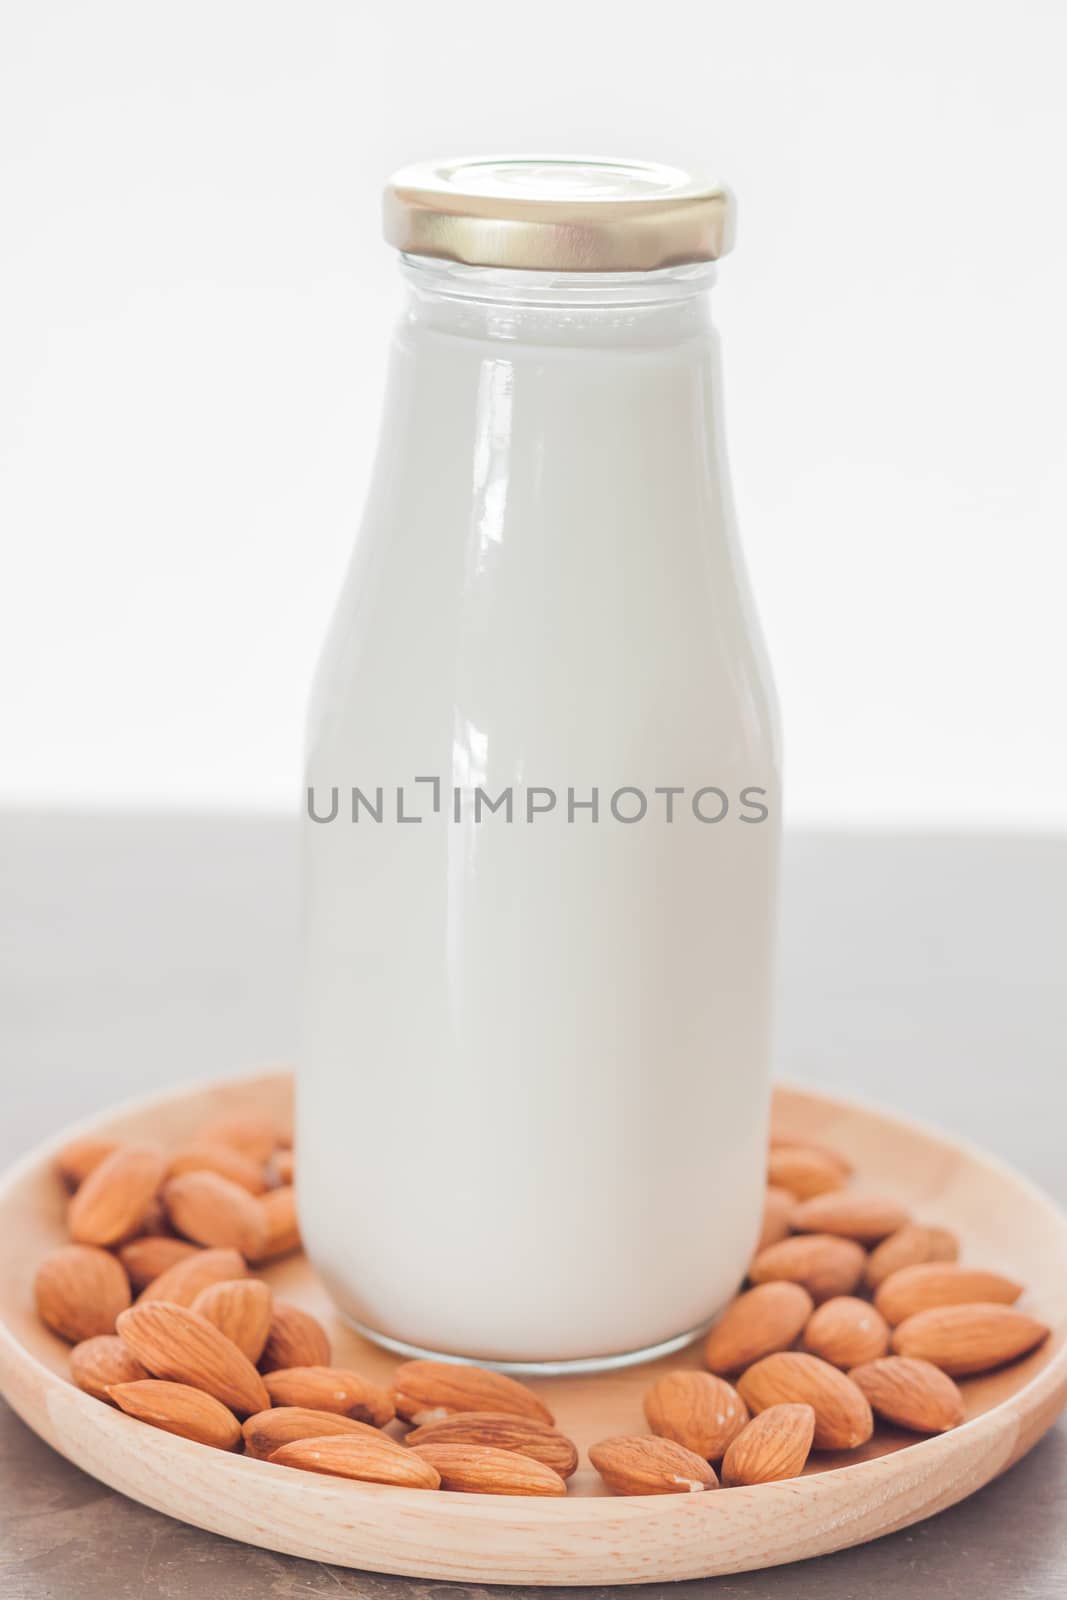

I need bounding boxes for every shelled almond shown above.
[271,1433,442,1488]
[35,1244,132,1344]
[192,1278,273,1363]
[874,1263,1022,1325]
[589,1436,717,1494]
[802,1296,890,1369]
[720,1403,815,1486]
[70,1334,148,1401]
[411,1443,568,1496]
[643,1370,748,1461]
[32,1106,1052,1503]
[402,1412,579,1478]
[109,1379,243,1450]
[263,1365,395,1424]
[863,1223,958,1290]
[259,1301,332,1372]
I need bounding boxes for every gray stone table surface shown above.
[1,811,1066,1598]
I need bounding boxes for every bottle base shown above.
[338,1312,715,1376]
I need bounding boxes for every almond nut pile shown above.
[34,1114,1050,1497]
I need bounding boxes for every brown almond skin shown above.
[766,1146,846,1200]
[720,1403,816,1486]
[35,1245,132,1343]
[789,1192,910,1243]
[769,1133,852,1176]
[137,1247,247,1306]
[704,1282,814,1374]
[757,1186,795,1252]
[643,1371,748,1462]
[390,1360,554,1426]
[243,1407,384,1460]
[875,1263,1023,1326]
[259,1302,331,1372]
[849,1356,965,1434]
[589,1435,717,1495]
[118,1236,200,1291]
[402,1412,578,1479]
[70,1335,148,1401]
[254,1186,300,1260]
[412,1443,566,1496]
[263,1366,395,1425]
[109,1379,241,1450]
[68,1144,167,1247]
[167,1144,268,1195]
[270,1433,441,1488]
[802,1296,891,1369]
[194,1113,282,1164]
[737,1352,874,1450]
[163,1171,268,1259]
[891,1302,1049,1376]
[116,1301,270,1415]
[864,1224,959,1291]
[748,1234,866,1303]
[192,1278,273,1363]
[53,1136,119,1191]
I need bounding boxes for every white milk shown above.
[300,242,781,1368]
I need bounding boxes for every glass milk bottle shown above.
[300,158,781,1371]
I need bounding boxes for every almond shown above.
[109,1379,241,1449]
[748,1234,866,1303]
[263,1366,394,1425]
[769,1131,852,1176]
[116,1301,270,1415]
[802,1296,890,1368]
[137,1246,247,1306]
[118,1236,200,1291]
[195,1113,281,1164]
[35,1245,131,1343]
[643,1370,748,1461]
[254,1186,300,1260]
[68,1144,166,1247]
[720,1403,815,1486]
[274,1150,295,1185]
[53,1136,119,1191]
[259,1301,331,1372]
[163,1171,268,1258]
[757,1186,794,1252]
[589,1436,717,1495]
[402,1412,578,1478]
[270,1434,441,1488]
[70,1334,148,1401]
[864,1223,959,1290]
[242,1407,385,1460]
[875,1263,1023,1326]
[767,1145,847,1200]
[736,1351,874,1450]
[192,1278,273,1363]
[789,1192,909,1243]
[849,1355,964,1433]
[167,1143,268,1195]
[128,1195,171,1241]
[704,1281,814,1374]
[412,1442,566,1496]
[891,1302,1049,1376]
[390,1360,553,1426]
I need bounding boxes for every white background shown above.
[2,0,1064,828]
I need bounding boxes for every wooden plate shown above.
[1,1070,1065,1585]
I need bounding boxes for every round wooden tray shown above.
[1,1070,1066,1584]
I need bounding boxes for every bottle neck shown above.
[398,254,717,348]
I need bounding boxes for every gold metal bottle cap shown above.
[383,156,735,273]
